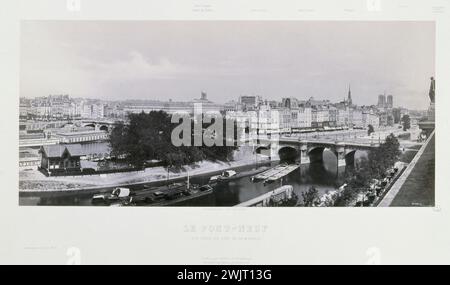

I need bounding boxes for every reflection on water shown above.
[175,150,346,206]
[20,149,367,207]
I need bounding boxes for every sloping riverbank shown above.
[19,157,273,193]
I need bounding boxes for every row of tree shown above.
[335,133,401,206]
[300,133,402,207]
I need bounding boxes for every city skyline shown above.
[19,92,413,112]
[20,21,435,109]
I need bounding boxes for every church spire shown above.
[347,84,352,106]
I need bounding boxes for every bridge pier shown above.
[336,143,346,167]
[269,143,279,161]
[337,157,346,167]
[299,142,309,164]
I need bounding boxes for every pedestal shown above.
[428,102,435,122]
[337,159,346,167]
[299,142,309,164]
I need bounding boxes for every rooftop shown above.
[40,144,84,158]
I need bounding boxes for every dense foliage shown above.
[367,134,401,179]
[301,186,320,206]
[109,111,238,168]
[335,133,401,206]
[401,114,411,131]
[367,124,374,136]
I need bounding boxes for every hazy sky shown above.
[20,21,435,109]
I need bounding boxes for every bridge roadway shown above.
[277,136,381,148]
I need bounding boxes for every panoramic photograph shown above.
[18,20,435,207]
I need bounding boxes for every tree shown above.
[109,111,238,169]
[333,187,360,206]
[268,192,298,207]
[108,111,181,168]
[109,121,130,160]
[387,115,394,127]
[367,133,401,179]
[335,157,372,206]
[367,124,374,136]
[339,134,401,206]
[381,133,401,167]
[346,157,372,188]
[401,114,411,131]
[301,186,320,206]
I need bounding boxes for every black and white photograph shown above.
[3,0,450,269]
[18,20,435,208]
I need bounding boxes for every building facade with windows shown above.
[53,130,109,144]
[362,111,380,129]
[297,106,312,128]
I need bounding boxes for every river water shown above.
[20,129,420,207]
[20,149,353,206]
[174,151,346,206]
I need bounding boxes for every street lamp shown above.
[166,163,172,187]
[252,144,257,170]
[336,153,339,179]
[187,167,190,190]
[255,146,258,169]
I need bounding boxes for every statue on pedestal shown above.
[428,76,435,122]
[419,76,436,136]
[429,77,435,103]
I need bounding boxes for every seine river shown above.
[175,151,346,206]
[20,128,420,206]
[20,149,356,206]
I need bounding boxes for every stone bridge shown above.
[21,119,122,132]
[79,119,120,132]
[255,137,380,167]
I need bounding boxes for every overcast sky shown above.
[20,21,435,109]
